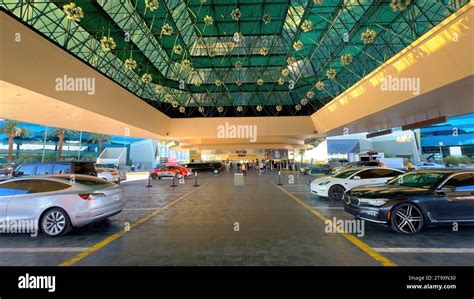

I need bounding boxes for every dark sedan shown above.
[343,169,474,234]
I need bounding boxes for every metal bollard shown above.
[146,173,152,188]
[193,171,200,187]
[277,170,283,185]
[170,173,177,187]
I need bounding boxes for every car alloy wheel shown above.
[176,173,183,179]
[150,173,158,180]
[391,203,424,234]
[328,185,345,201]
[41,208,72,237]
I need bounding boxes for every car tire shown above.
[390,203,424,235]
[40,208,72,237]
[150,174,158,180]
[176,173,183,179]
[328,185,345,201]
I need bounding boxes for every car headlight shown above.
[365,198,388,207]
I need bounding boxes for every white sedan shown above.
[97,167,121,183]
[310,167,404,201]
[0,175,124,237]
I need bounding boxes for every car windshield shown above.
[333,169,360,179]
[388,172,447,189]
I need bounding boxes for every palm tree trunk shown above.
[7,134,14,166]
[57,132,64,160]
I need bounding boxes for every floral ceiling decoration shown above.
[6,0,464,117]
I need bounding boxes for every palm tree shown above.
[88,133,111,155]
[49,128,77,160]
[0,120,31,166]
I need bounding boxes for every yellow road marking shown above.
[272,182,397,267]
[60,182,210,266]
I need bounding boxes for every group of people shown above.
[224,160,300,176]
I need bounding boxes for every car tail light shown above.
[79,193,105,200]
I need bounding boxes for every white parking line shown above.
[374,248,474,253]
[0,248,88,253]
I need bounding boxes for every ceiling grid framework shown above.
[1,0,469,118]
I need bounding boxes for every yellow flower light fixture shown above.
[100,36,116,52]
[361,28,376,44]
[173,45,183,55]
[293,40,303,51]
[155,85,163,93]
[301,20,314,32]
[204,15,214,25]
[161,23,173,36]
[315,81,325,90]
[141,73,153,84]
[63,2,84,22]
[181,59,192,68]
[145,0,159,11]
[124,58,137,70]
[340,53,353,65]
[231,8,241,21]
[234,60,243,70]
[262,14,272,24]
[326,69,337,80]
[390,0,411,12]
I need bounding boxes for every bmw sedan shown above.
[0,175,125,237]
[343,170,474,234]
[310,167,405,201]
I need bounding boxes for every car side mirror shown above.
[437,186,455,194]
[352,176,361,180]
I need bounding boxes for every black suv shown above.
[183,162,224,174]
[13,161,97,178]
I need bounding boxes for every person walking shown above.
[407,160,414,171]
[241,162,247,176]
[259,161,264,175]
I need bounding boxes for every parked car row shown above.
[310,167,474,234]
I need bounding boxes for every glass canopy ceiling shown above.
[1,0,468,118]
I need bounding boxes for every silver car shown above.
[0,175,124,237]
